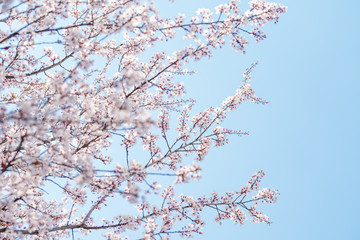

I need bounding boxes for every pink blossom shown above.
[0,0,286,238]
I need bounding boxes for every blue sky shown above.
[151,0,360,239]
[22,0,358,239]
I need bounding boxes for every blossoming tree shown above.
[0,0,286,239]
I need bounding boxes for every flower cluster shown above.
[0,0,285,239]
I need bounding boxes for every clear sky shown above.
[151,0,360,239]
[1,0,359,239]
[34,1,359,239]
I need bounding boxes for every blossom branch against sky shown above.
[0,0,288,239]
